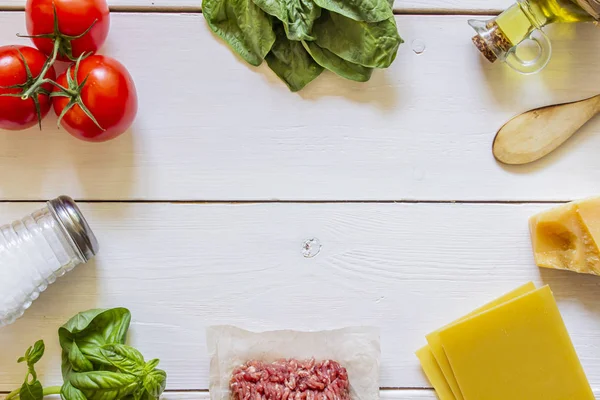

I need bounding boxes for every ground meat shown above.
[230,359,351,400]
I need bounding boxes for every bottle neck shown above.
[469,1,547,63]
[496,1,547,48]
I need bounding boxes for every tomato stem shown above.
[51,55,106,132]
[21,37,61,101]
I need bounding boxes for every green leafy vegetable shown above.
[313,11,402,68]
[19,340,45,366]
[203,0,276,66]
[69,371,139,400]
[7,308,167,400]
[98,344,146,375]
[302,41,373,82]
[59,308,131,368]
[266,24,324,91]
[19,381,43,400]
[143,370,167,398]
[312,0,392,22]
[201,0,404,90]
[13,341,46,400]
[60,382,88,400]
[68,342,94,373]
[253,0,321,41]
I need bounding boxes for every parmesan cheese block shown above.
[529,197,600,275]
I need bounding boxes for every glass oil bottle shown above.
[469,0,599,73]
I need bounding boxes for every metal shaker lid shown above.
[47,196,99,262]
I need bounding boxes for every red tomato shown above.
[0,45,56,131]
[53,55,138,142]
[26,0,110,61]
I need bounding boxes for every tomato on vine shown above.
[0,45,56,130]
[25,0,110,61]
[52,55,138,142]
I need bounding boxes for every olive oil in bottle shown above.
[469,0,598,73]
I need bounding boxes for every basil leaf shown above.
[313,11,402,68]
[61,382,88,400]
[69,371,139,400]
[60,308,131,374]
[27,340,45,365]
[266,23,324,91]
[252,0,321,41]
[133,386,145,400]
[60,308,131,345]
[203,0,276,66]
[142,370,167,399]
[98,344,145,375]
[143,359,160,373]
[312,0,392,22]
[20,381,43,400]
[69,342,94,372]
[302,41,372,81]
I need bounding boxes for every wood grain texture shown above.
[1,13,600,201]
[0,0,511,13]
[0,391,440,400]
[0,202,599,392]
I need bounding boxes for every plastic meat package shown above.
[207,326,381,400]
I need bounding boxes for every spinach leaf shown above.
[142,370,167,398]
[203,0,276,66]
[313,11,402,68]
[60,382,87,400]
[302,41,373,82]
[312,0,392,22]
[59,308,131,371]
[20,381,43,400]
[266,24,324,91]
[69,371,138,400]
[252,0,321,41]
[98,344,145,375]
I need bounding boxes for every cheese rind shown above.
[439,286,594,400]
[530,197,600,275]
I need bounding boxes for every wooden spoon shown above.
[493,94,600,165]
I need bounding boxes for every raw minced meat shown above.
[230,359,351,400]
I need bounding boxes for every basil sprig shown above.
[6,308,167,400]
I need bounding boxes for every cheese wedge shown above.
[439,286,594,400]
[530,197,600,275]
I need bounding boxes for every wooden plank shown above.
[0,0,510,13]
[3,391,600,400]
[1,13,600,202]
[0,202,599,391]
[0,391,440,400]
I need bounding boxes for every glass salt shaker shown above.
[0,196,99,327]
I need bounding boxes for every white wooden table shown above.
[2,1,600,398]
